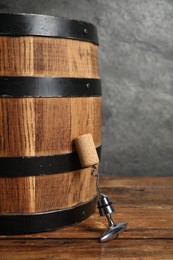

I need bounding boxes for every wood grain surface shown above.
[0,97,101,156]
[0,96,101,213]
[0,176,172,260]
[0,35,101,214]
[0,36,99,78]
[0,168,97,213]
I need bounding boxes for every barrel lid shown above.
[0,13,99,44]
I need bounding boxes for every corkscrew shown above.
[74,134,128,243]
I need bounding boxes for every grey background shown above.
[0,0,173,176]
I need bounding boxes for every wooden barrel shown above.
[0,14,101,234]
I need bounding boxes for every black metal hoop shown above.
[0,196,97,234]
[0,77,101,97]
[0,146,101,177]
[0,13,98,44]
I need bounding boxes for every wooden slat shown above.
[35,97,71,156]
[0,176,35,213]
[0,98,36,156]
[35,168,97,212]
[0,37,99,78]
[70,97,101,150]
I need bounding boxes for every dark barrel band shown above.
[0,196,97,234]
[0,13,98,44]
[0,146,101,177]
[0,77,102,97]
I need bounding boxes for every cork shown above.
[74,134,99,167]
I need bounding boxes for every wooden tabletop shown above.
[0,176,173,260]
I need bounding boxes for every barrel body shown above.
[0,14,101,234]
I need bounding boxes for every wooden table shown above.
[0,177,173,259]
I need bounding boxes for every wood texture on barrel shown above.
[0,36,99,78]
[0,35,100,215]
[0,97,101,156]
[0,168,97,213]
[0,97,100,213]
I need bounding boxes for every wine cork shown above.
[74,134,99,167]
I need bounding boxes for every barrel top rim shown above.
[0,13,96,28]
[0,13,99,44]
